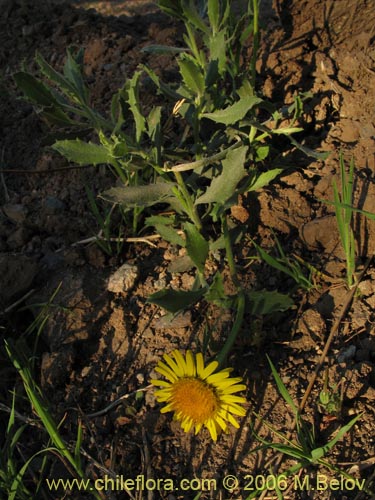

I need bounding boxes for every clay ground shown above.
[1,0,375,499]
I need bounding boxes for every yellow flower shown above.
[151,350,247,441]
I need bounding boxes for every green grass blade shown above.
[267,355,299,416]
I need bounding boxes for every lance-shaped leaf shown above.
[63,47,89,105]
[246,168,283,192]
[35,51,80,103]
[184,222,209,273]
[148,287,206,313]
[145,215,185,247]
[141,45,189,55]
[52,139,113,166]
[195,145,248,205]
[100,183,176,208]
[201,96,263,125]
[122,71,146,144]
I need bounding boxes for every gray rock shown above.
[107,263,139,293]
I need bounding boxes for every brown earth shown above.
[1,0,375,499]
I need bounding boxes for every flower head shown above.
[151,350,247,441]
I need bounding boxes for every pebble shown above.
[44,196,66,215]
[107,263,139,293]
[2,203,27,224]
[337,345,356,363]
[7,227,31,249]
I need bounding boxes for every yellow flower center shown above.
[171,377,219,423]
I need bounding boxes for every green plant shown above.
[0,392,34,500]
[321,154,375,288]
[247,357,365,499]
[14,0,314,366]
[318,369,343,417]
[332,153,356,288]
[250,232,315,291]
[4,340,100,500]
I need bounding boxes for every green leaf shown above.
[123,71,146,144]
[178,56,205,97]
[207,0,220,32]
[100,183,175,208]
[13,72,77,126]
[267,355,299,415]
[247,168,282,192]
[63,47,89,105]
[141,45,189,54]
[141,64,184,101]
[288,136,330,160]
[183,2,210,34]
[156,225,186,247]
[52,139,113,166]
[148,287,206,313]
[209,30,226,75]
[146,215,186,246]
[14,72,60,107]
[205,272,235,307]
[201,96,263,125]
[314,413,362,456]
[255,145,270,162]
[184,222,209,273]
[195,145,248,205]
[246,290,293,315]
[35,51,80,103]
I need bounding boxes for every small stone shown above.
[2,203,27,223]
[107,263,139,293]
[136,373,145,384]
[337,345,356,363]
[44,196,66,215]
[7,227,31,249]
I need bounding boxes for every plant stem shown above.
[174,171,203,232]
[215,215,245,368]
[250,0,259,90]
[222,214,240,288]
[216,291,245,368]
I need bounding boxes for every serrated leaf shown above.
[184,222,209,273]
[14,72,60,106]
[208,30,226,75]
[178,56,205,97]
[201,96,263,125]
[35,51,79,103]
[195,145,248,205]
[147,287,206,313]
[100,183,175,208]
[123,71,146,144]
[246,290,293,315]
[63,48,89,105]
[183,2,210,33]
[14,72,77,126]
[52,139,113,166]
